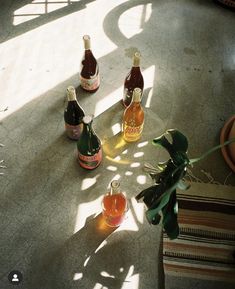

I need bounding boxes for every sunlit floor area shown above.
[0,0,235,288]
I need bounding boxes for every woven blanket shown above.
[163,182,235,289]
[215,0,235,9]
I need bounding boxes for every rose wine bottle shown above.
[77,115,102,169]
[123,52,144,107]
[122,87,144,142]
[80,35,100,92]
[64,86,85,140]
[102,180,127,227]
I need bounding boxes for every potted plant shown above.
[135,129,235,239]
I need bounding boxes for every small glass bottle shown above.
[123,52,144,107]
[64,86,85,140]
[80,35,100,92]
[102,180,127,227]
[77,115,102,169]
[122,87,144,142]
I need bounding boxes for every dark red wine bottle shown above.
[123,52,144,107]
[64,86,85,140]
[80,35,100,92]
[77,115,102,170]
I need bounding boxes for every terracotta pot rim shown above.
[220,115,235,173]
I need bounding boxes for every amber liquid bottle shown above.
[80,35,100,92]
[123,87,144,142]
[77,115,102,169]
[64,86,85,140]
[123,52,144,107]
[102,180,127,227]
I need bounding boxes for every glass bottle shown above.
[123,87,144,142]
[123,52,144,107]
[80,35,100,92]
[77,115,102,169]
[64,86,85,140]
[102,180,128,227]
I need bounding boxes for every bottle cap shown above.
[83,35,91,50]
[111,180,120,189]
[67,86,76,101]
[133,52,141,67]
[132,87,142,102]
[83,115,93,124]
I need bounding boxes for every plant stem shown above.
[189,138,235,164]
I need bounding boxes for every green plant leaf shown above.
[135,184,165,208]
[145,211,161,225]
[152,130,189,166]
[152,134,175,155]
[162,190,179,239]
[167,129,188,153]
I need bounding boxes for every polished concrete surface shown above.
[0,0,235,288]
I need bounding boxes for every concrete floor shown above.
[0,0,235,288]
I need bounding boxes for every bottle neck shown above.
[83,35,91,50]
[132,91,141,103]
[133,52,141,67]
[83,121,92,133]
[82,115,94,134]
[109,180,120,195]
[67,86,77,101]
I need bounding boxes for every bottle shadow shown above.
[31,213,133,289]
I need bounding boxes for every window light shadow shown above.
[1,0,96,43]
[13,1,83,26]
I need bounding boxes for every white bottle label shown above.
[80,74,100,91]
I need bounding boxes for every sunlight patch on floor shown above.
[95,240,108,253]
[0,0,120,121]
[112,123,121,135]
[94,86,123,117]
[121,265,139,289]
[142,65,155,108]
[118,3,152,39]
[81,174,100,191]
[136,175,146,185]
[73,272,83,280]
[73,196,103,233]
[131,197,144,224]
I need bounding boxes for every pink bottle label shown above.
[80,74,100,91]
[78,149,102,169]
[65,123,83,140]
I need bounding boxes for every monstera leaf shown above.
[136,129,190,239]
[153,129,189,166]
[136,129,235,240]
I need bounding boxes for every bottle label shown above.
[65,123,83,140]
[78,149,102,169]
[80,74,100,91]
[124,123,143,141]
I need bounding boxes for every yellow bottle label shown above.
[123,123,143,142]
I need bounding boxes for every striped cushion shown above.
[215,0,235,9]
[163,182,235,288]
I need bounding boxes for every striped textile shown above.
[163,182,235,288]
[214,0,235,9]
